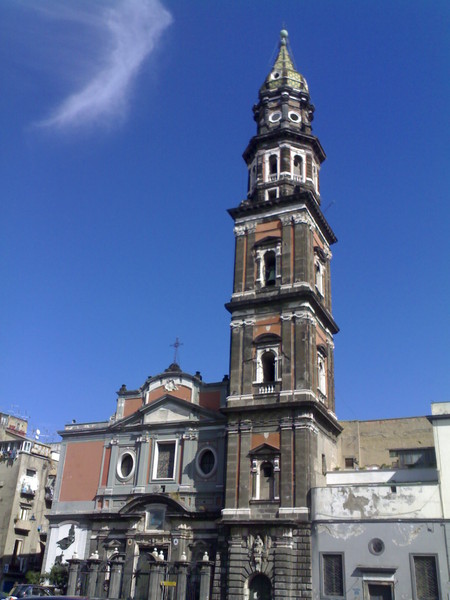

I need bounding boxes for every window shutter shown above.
[414,556,439,599]
[306,154,313,179]
[323,554,343,596]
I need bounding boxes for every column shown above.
[67,558,81,596]
[199,561,213,600]
[109,557,124,599]
[238,420,252,508]
[279,417,293,508]
[224,423,239,509]
[175,561,189,600]
[148,561,166,600]
[87,558,100,598]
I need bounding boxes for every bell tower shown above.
[219,31,342,599]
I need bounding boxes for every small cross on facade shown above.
[170,337,183,364]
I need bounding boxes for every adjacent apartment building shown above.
[0,412,59,593]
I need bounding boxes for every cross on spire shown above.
[170,337,183,364]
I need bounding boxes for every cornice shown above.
[243,129,326,164]
[228,190,337,245]
[225,288,339,334]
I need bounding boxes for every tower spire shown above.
[260,29,309,95]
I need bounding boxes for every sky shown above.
[1,0,449,441]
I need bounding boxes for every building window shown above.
[255,244,280,288]
[317,351,327,398]
[259,462,274,500]
[261,350,276,382]
[18,506,30,520]
[266,188,278,200]
[21,441,32,453]
[269,111,282,123]
[263,251,276,286]
[322,553,344,598]
[12,539,23,567]
[293,155,303,180]
[389,447,436,468]
[345,457,356,469]
[196,447,217,478]
[368,538,385,556]
[26,469,36,477]
[154,441,177,480]
[269,155,278,177]
[315,258,324,296]
[255,342,280,386]
[145,506,165,530]
[412,555,439,600]
[117,451,135,480]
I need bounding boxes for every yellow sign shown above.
[161,581,177,587]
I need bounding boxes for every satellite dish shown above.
[35,429,40,440]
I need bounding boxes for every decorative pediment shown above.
[143,401,196,425]
[110,395,225,430]
[249,443,280,456]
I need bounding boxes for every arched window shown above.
[264,251,276,286]
[318,352,327,397]
[259,462,274,500]
[261,351,276,383]
[269,155,278,176]
[315,259,324,296]
[293,155,303,180]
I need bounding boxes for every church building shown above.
[42,31,449,600]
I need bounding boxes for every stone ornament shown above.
[247,533,271,572]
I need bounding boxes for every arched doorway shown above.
[249,573,272,600]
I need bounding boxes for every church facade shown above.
[43,32,449,600]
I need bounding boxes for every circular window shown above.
[368,538,385,555]
[269,112,282,123]
[288,111,301,123]
[196,448,217,478]
[117,451,135,480]
[272,71,280,80]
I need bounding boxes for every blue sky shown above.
[1,0,449,439]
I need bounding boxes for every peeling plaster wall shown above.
[312,484,442,520]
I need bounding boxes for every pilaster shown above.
[238,420,252,508]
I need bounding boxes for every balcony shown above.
[20,484,36,497]
[14,519,31,533]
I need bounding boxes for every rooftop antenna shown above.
[170,337,183,365]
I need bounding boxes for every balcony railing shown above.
[266,173,303,184]
[259,384,275,394]
[254,381,281,395]
[21,485,36,496]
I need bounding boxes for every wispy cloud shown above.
[38,0,172,131]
